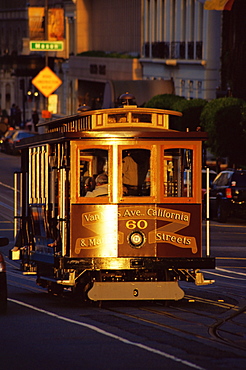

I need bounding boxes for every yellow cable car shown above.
[11,100,215,301]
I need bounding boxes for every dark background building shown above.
[1,0,246,121]
[221,0,246,99]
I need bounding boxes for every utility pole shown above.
[20,79,26,126]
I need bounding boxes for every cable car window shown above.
[122,149,150,196]
[108,114,128,123]
[164,148,193,197]
[131,114,152,123]
[79,149,108,197]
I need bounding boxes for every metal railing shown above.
[144,41,203,60]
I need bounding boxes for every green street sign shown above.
[30,41,64,51]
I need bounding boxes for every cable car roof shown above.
[38,106,183,133]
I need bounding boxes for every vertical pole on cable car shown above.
[206,167,210,256]
[14,172,18,240]
[45,0,48,112]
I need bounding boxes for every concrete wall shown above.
[69,56,142,81]
[76,0,141,55]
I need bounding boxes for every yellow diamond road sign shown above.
[32,66,62,98]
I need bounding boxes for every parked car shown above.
[207,169,246,222]
[0,128,16,153]
[0,237,9,314]
[184,168,217,198]
[201,169,217,197]
[7,130,37,154]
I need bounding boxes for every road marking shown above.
[8,298,205,370]
[0,181,15,191]
[216,257,246,260]
[203,269,246,280]
[216,267,246,277]
[0,200,14,211]
[203,222,246,228]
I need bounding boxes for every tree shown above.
[172,98,208,131]
[145,94,207,131]
[200,97,246,168]
[144,94,184,110]
[144,94,185,129]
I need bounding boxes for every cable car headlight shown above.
[128,231,145,248]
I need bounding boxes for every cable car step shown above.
[87,281,184,301]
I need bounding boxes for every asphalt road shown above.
[1,151,246,370]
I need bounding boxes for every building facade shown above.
[0,0,223,120]
[0,0,71,120]
[68,0,222,114]
[140,0,222,100]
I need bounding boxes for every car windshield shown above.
[202,172,217,188]
[16,132,35,140]
[231,172,246,187]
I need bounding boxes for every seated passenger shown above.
[85,173,108,197]
[84,176,96,193]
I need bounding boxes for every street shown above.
[0,151,246,370]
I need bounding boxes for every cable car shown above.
[11,96,215,301]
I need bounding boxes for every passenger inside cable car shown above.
[84,176,96,193]
[122,149,150,196]
[85,173,108,197]
[79,149,108,197]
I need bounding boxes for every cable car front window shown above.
[79,149,108,197]
[122,149,150,196]
[164,148,193,197]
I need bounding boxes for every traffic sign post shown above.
[30,1,64,113]
[32,66,62,98]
